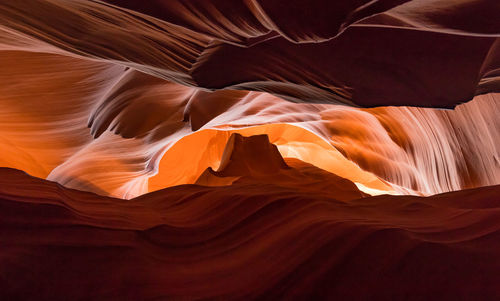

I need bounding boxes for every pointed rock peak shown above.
[215,133,289,177]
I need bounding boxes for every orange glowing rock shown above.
[1,0,500,299]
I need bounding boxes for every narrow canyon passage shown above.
[1,0,499,299]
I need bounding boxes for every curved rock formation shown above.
[2,57,498,197]
[0,1,499,198]
[1,1,500,298]
[2,167,500,299]
[1,0,499,107]
[194,133,368,200]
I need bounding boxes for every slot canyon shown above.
[1,0,499,299]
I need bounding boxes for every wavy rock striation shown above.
[2,165,500,299]
[1,0,499,106]
[2,1,500,299]
[0,0,499,198]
